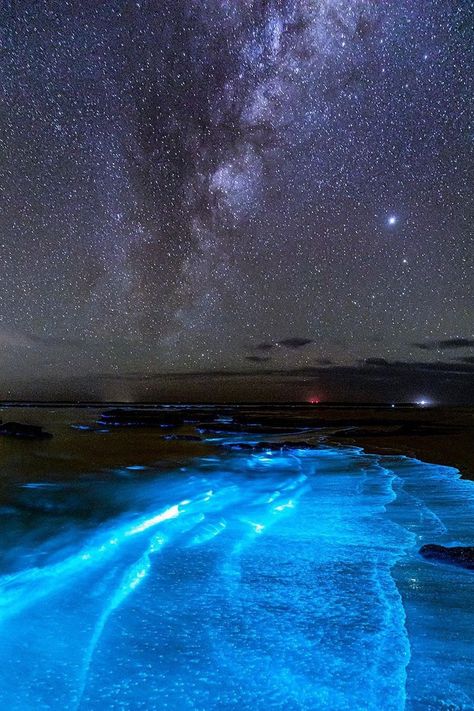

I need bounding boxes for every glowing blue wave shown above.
[0,446,473,709]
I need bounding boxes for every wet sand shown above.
[0,404,472,491]
[323,406,474,481]
[0,406,215,506]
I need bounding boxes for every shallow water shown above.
[0,432,473,710]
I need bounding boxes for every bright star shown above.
[387,215,398,226]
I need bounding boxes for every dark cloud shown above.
[436,338,474,349]
[361,357,474,374]
[245,355,272,363]
[69,359,474,385]
[278,338,314,349]
[391,360,474,373]
[364,358,390,366]
[414,338,474,351]
[252,338,314,352]
[315,358,333,366]
[36,359,470,404]
[8,357,473,403]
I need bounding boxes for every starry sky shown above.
[0,0,472,402]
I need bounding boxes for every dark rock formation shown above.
[0,422,52,439]
[419,544,474,570]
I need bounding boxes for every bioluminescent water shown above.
[1,443,473,710]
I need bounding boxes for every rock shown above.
[419,544,474,570]
[0,422,52,439]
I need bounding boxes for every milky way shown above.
[0,1,472,401]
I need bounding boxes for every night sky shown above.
[0,1,472,402]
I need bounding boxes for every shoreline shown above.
[328,434,474,481]
[324,410,474,482]
[1,404,472,485]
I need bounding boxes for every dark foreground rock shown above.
[419,544,474,570]
[0,422,52,439]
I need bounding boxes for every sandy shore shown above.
[323,406,474,481]
[1,404,472,490]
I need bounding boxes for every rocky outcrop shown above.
[419,544,474,570]
[0,422,52,439]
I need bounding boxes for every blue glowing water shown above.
[0,444,473,710]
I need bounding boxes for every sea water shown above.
[0,443,473,710]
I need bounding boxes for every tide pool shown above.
[0,444,473,710]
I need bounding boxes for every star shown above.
[387,215,398,226]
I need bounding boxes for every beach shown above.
[0,403,473,709]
